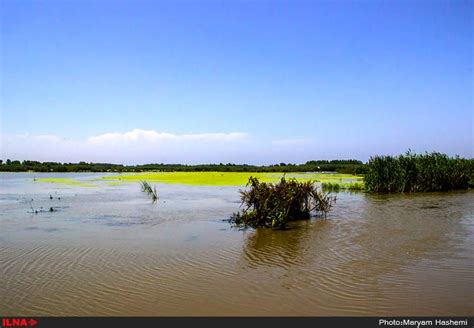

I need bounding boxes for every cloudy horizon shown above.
[1,128,472,165]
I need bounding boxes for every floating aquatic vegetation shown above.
[35,178,96,187]
[100,172,363,187]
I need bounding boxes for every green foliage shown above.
[364,151,473,193]
[230,177,336,229]
[140,180,158,203]
[321,181,365,192]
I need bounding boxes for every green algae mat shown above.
[35,172,363,187]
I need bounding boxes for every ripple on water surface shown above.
[1,173,473,315]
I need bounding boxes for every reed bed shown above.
[364,151,473,193]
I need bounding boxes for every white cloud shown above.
[0,129,257,164]
[87,129,248,145]
[3,128,472,165]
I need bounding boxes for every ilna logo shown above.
[1,318,38,327]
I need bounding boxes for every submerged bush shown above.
[230,177,336,229]
[364,151,473,193]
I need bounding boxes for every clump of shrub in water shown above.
[230,177,337,229]
[364,151,474,193]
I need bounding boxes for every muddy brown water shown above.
[1,173,473,315]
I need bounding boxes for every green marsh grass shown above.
[364,151,473,192]
[321,181,365,192]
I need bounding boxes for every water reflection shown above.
[241,219,331,269]
[239,191,474,275]
[237,191,474,315]
[354,192,473,265]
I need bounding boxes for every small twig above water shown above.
[140,180,158,204]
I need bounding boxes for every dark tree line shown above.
[0,159,366,174]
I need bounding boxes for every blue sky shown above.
[1,0,472,164]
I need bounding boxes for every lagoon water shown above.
[1,173,473,315]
